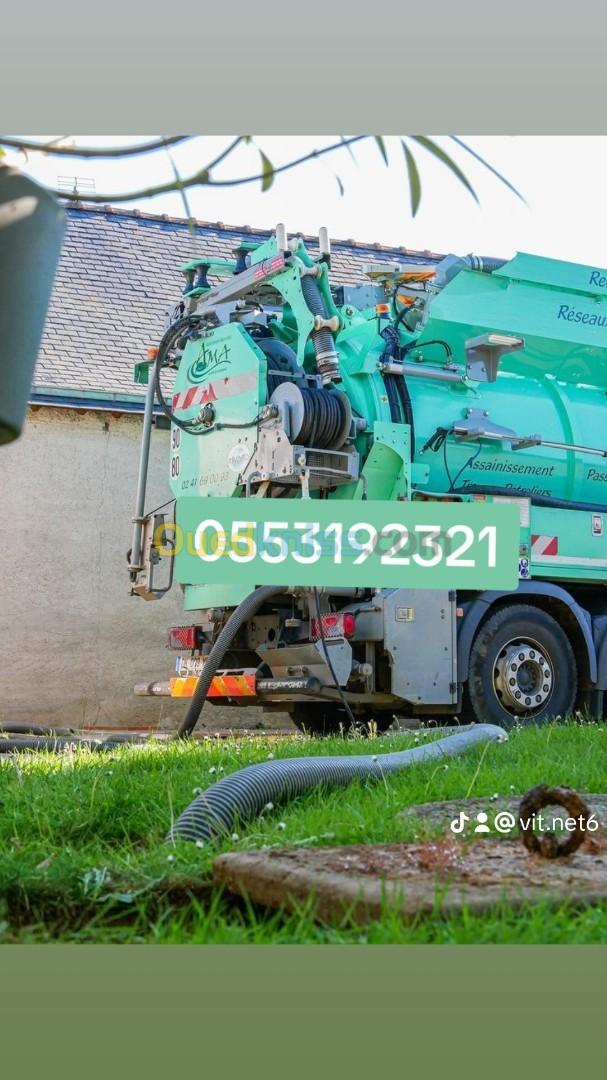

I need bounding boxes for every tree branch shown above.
[0,135,189,158]
[38,136,368,205]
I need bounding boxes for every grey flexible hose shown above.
[168,723,506,843]
[464,254,507,274]
[301,273,339,383]
[177,585,286,739]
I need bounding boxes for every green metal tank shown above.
[337,251,607,506]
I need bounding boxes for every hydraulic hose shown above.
[300,273,339,384]
[452,484,607,514]
[394,370,415,459]
[176,585,286,739]
[168,723,506,843]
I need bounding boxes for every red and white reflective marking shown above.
[172,368,257,411]
[531,534,559,557]
[253,254,285,280]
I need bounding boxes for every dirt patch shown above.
[214,837,607,924]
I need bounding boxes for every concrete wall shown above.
[2,406,289,731]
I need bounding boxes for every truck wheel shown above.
[291,705,394,737]
[466,604,577,728]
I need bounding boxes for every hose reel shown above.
[270,381,352,450]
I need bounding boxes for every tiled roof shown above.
[36,204,443,397]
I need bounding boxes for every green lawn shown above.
[1,721,606,942]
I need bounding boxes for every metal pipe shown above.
[128,366,157,574]
[452,424,607,458]
[379,361,466,384]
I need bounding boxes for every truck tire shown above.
[466,604,577,728]
[291,705,394,738]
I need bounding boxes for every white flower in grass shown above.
[195,840,205,849]
[443,764,449,771]
[231,833,239,841]
[208,766,216,775]
[167,854,175,863]
[264,802,274,812]
[267,752,275,760]
[192,786,202,795]
[277,822,286,830]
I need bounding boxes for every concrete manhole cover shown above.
[214,834,607,924]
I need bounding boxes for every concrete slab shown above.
[214,836,607,924]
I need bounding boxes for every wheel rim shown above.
[493,636,554,717]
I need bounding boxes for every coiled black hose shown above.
[177,586,286,739]
[168,724,506,843]
[257,337,303,397]
[296,387,349,449]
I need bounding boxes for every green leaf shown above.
[339,136,358,164]
[259,150,274,192]
[401,141,421,217]
[449,136,526,203]
[374,135,389,165]
[411,136,478,203]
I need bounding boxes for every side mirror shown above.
[0,165,65,444]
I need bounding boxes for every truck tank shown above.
[337,251,607,508]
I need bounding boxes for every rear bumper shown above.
[135,673,319,702]
[134,674,398,709]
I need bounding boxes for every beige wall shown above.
[1,406,289,731]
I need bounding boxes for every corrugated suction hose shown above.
[168,724,507,843]
[300,273,339,383]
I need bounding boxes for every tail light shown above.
[167,625,199,650]
[310,612,356,640]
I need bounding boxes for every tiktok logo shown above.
[450,811,470,834]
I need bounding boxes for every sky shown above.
[6,136,607,266]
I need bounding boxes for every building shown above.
[2,204,440,729]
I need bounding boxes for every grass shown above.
[1,720,607,942]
